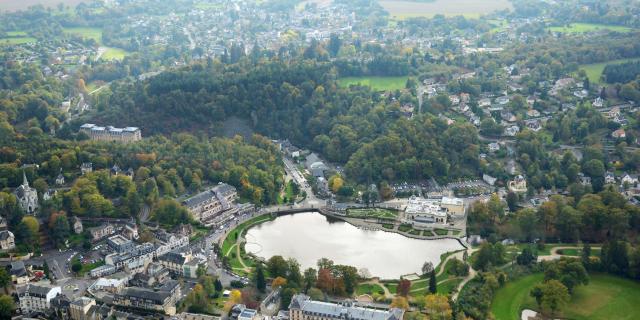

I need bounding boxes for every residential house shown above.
[55,172,65,185]
[0,230,15,251]
[80,162,93,175]
[89,265,117,278]
[107,235,135,253]
[488,142,500,153]
[605,172,616,185]
[508,175,527,193]
[621,173,639,187]
[612,129,626,139]
[89,224,115,241]
[10,261,29,285]
[504,125,520,137]
[72,217,83,234]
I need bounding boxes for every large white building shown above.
[14,172,38,214]
[18,283,62,313]
[182,183,238,226]
[289,295,404,320]
[405,196,448,226]
[0,230,15,251]
[80,123,142,143]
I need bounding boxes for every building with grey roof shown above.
[80,123,142,143]
[182,183,238,226]
[18,283,62,313]
[112,280,180,315]
[289,295,404,320]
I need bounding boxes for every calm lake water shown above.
[245,211,464,279]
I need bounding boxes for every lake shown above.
[245,211,464,279]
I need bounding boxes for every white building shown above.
[18,283,62,313]
[405,196,448,226]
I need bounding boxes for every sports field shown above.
[580,58,640,84]
[491,273,640,320]
[379,0,512,19]
[337,76,408,91]
[102,47,129,60]
[548,23,633,34]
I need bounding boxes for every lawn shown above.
[491,273,640,320]
[356,283,385,295]
[556,248,601,257]
[0,37,37,45]
[102,47,129,60]
[221,214,275,274]
[337,76,408,91]
[434,229,449,236]
[346,208,398,220]
[580,58,640,84]
[548,23,633,34]
[64,27,103,43]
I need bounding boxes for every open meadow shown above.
[548,23,634,34]
[337,76,408,91]
[379,0,512,19]
[491,274,640,320]
[580,58,640,84]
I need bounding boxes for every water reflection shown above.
[245,211,464,279]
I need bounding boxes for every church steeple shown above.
[22,171,29,187]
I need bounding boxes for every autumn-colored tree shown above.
[390,296,409,310]
[424,294,452,320]
[22,216,39,235]
[223,289,243,311]
[48,211,66,229]
[329,175,344,193]
[272,276,287,288]
[397,279,411,297]
[316,268,334,293]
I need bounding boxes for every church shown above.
[14,173,38,214]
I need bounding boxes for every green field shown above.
[379,0,512,19]
[492,274,640,320]
[356,283,385,295]
[0,37,37,45]
[580,58,640,84]
[346,208,398,220]
[548,23,634,34]
[102,47,129,60]
[221,214,275,274]
[64,27,103,43]
[337,76,408,91]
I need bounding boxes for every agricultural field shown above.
[548,23,634,34]
[580,58,640,84]
[346,208,398,220]
[0,0,88,11]
[379,0,512,19]
[337,76,408,91]
[491,274,640,320]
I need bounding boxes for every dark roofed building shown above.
[289,294,404,320]
[113,280,180,315]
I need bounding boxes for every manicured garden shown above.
[337,76,409,91]
[491,273,640,320]
[346,208,398,220]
